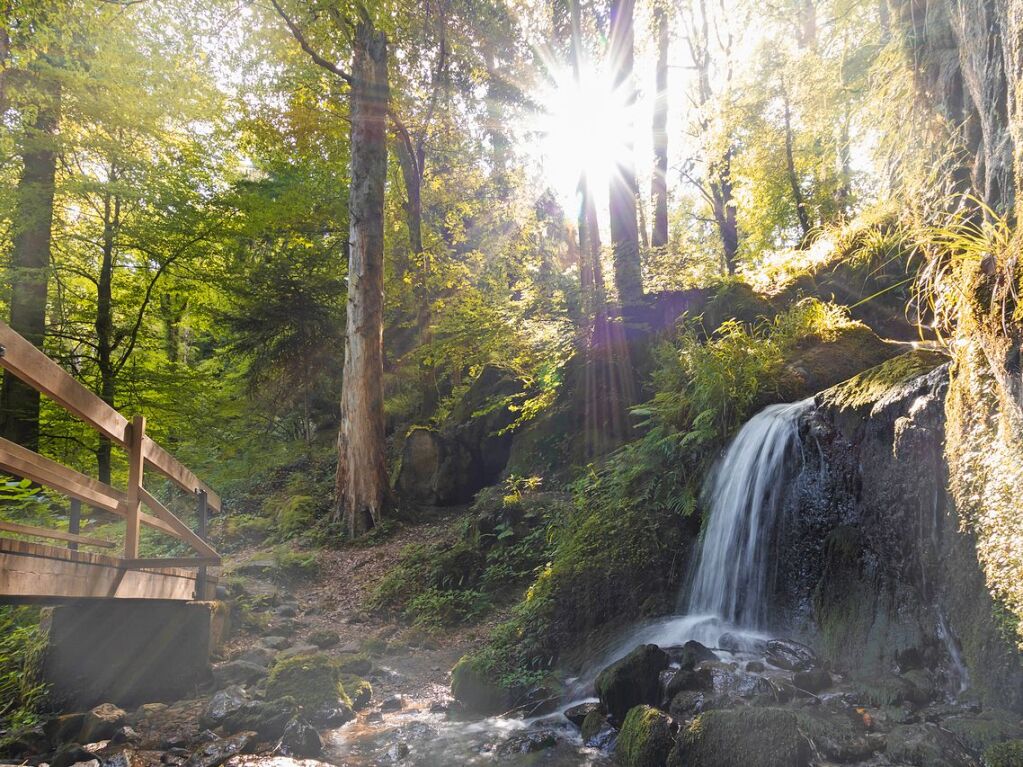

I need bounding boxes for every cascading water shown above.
[579,399,812,674]
[686,399,812,629]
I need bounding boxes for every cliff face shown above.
[774,352,1023,710]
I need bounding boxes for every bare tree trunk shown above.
[95,177,120,485]
[781,83,811,240]
[608,0,643,306]
[336,18,390,538]
[651,4,669,249]
[1,72,60,452]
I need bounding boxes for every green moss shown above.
[338,674,372,710]
[336,652,372,676]
[669,708,810,767]
[272,547,319,581]
[224,514,272,542]
[944,711,1023,753]
[274,495,317,538]
[984,740,1023,767]
[266,653,349,711]
[450,653,514,715]
[580,709,608,742]
[820,349,947,411]
[616,705,675,767]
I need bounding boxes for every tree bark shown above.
[651,4,669,249]
[607,0,643,306]
[781,82,811,240]
[95,174,120,485]
[1,72,60,451]
[336,18,390,538]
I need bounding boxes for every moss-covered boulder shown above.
[595,645,670,723]
[338,674,373,710]
[450,654,513,715]
[616,706,675,767]
[266,653,349,712]
[944,710,1023,754]
[984,740,1023,767]
[667,708,810,767]
[885,723,975,767]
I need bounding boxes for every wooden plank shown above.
[0,436,126,513]
[142,438,221,513]
[0,521,116,549]
[123,415,145,558]
[0,539,201,601]
[0,320,129,444]
[140,489,220,561]
[121,557,220,569]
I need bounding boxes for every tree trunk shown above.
[95,180,119,485]
[1,73,60,451]
[781,83,811,240]
[710,150,739,274]
[607,0,643,306]
[336,19,390,538]
[651,4,669,249]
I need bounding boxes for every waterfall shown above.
[686,399,812,629]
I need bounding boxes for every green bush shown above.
[0,607,48,736]
[273,494,317,538]
[406,588,492,628]
[272,547,320,581]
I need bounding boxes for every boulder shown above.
[50,744,96,767]
[261,637,290,651]
[564,701,601,728]
[595,644,669,723]
[667,708,811,767]
[764,639,816,671]
[792,669,831,694]
[335,652,372,676]
[275,645,319,662]
[885,723,975,767]
[278,718,321,758]
[185,731,255,767]
[80,703,127,742]
[307,700,354,728]
[496,729,559,755]
[338,674,372,710]
[235,648,275,669]
[212,660,267,689]
[307,630,339,649]
[200,686,249,730]
[664,668,713,702]
[615,706,675,767]
[265,653,349,713]
[220,699,296,740]
[450,655,512,715]
[45,713,87,746]
[666,641,718,670]
[580,709,616,750]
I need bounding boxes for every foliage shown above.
[0,607,47,736]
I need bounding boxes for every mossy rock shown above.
[450,654,513,715]
[581,709,610,742]
[792,709,878,763]
[616,705,674,767]
[595,644,669,723]
[266,653,349,711]
[984,740,1023,767]
[336,652,372,676]
[885,723,974,767]
[944,710,1023,754]
[307,629,339,649]
[819,349,948,412]
[338,674,372,710]
[778,324,902,401]
[667,708,811,767]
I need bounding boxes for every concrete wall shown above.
[42,600,229,709]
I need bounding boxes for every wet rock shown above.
[261,636,290,651]
[496,729,559,755]
[380,695,405,712]
[450,655,511,715]
[616,705,674,767]
[81,704,128,743]
[277,718,321,758]
[595,644,670,723]
[224,758,334,767]
[899,669,936,705]
[942,709,1023,754]
[664,668,714,701]
[668,690,732,718]
[201,686,249,730]
[338,675,372,710]
[564,701,601,728]
[765,639,816,672]
[668,708,811,767]
[666,641,718,670]
[717,633,741,653]
[110,726,140,745]
[746,661,765,673]
[581,709,616,750]
[213,660,267,689]
[307,701,354,728]
[185,732,256,767]
[792,669,831,694]
[792,709,880,762]
[306,630,339,649]
[885,723,974,767]
[266,653,345,713]
[45,713,87,746]
[50,744,95,767]
[221,699,296,740]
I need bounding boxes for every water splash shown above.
[686,399,812,628]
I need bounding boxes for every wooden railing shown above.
[0,319,220,572]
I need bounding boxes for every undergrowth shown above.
[0,607,47,741]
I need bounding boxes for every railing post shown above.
[123,414,145,559]
[195,489,208,599]
[68,498,81,552]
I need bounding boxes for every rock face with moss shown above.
[595,645,669,724]
[775,352,1023,709]
[265,653,350,713]
[615,705,674,767]
[668,708,810,767]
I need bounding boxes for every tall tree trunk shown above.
[1,73,60,451]
[651,4,669,249]
[336,18,390,538]
[710,150,739,274]
[95,179,119,485]
[607,0,643,306]
[781,83,811,240]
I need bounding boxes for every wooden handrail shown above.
[0,319,221,568]
[0,320,221,512]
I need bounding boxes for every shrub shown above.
[0,607,47,737]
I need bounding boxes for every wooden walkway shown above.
[0,320,221,602]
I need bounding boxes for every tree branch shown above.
[268,0,353,83]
